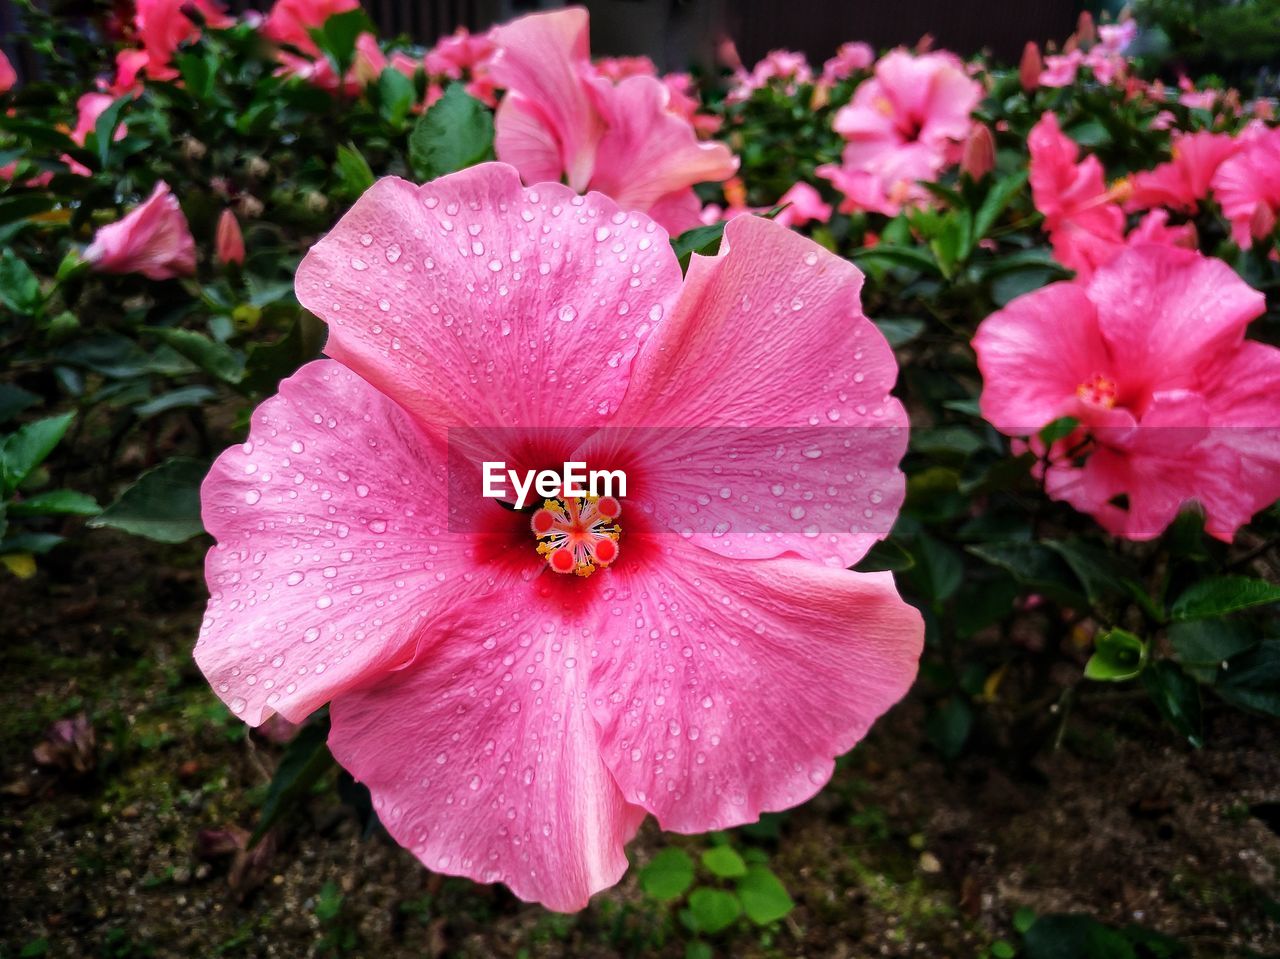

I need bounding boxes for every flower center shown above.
[530,495,622,577]
[1076,373,1118,409]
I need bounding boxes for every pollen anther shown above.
[531,495,622,576]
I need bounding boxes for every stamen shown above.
[531,495,622,577]
[1076,373,1118,409]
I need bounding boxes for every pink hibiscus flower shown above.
[973,244,1280,541]
[133,0,232,82]
[489,8,737,234]
[85,181,197,280]
[424,26,496,79]
[1127,131,1239,212]
[818,49,981,215]
[0,50,16,93]
[277,32,385,93]
[262,0,359,55]
[1028,111,1126,275]
[774,181,833,228]
[195,163,923,910]
[820,42,875,87]
[1212,125,1280,248]
[727,49,814,102]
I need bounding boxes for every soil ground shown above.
[2,532,1278,959]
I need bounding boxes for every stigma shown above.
[531,495,622,577]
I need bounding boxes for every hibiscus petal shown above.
[197,361,500,725]
[973,281,1112,433]
[584,74,737,219]
[1088,245,1266,393]
[295,165,684,447]
[489,7,602,192]
[608,214,906,567]
[328,586,645,912]
[589,543,922,832]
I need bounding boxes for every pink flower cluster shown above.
[818,49,982,215]
[196,163,923,910]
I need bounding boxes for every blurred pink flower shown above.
[262,0,359,55]
[195,163,922,911]
[974,245,1280,541]
[821,42,875,86]
[818,49,981,215]
[1028,111,1126,276]
[0,50,16,93]
[424,26,496,79]
[1127,131,1239,212]
[277,32,385,93]
[61,91,128,176]
[216,209,245,266]
[594,55,657,82]
[727,49,813,102]
[85,181,197,280]
[1212,126,1280,248]
[489,8,736,233]
[774,181,832,228]
[961,123,996,180]
[134,0,232,81]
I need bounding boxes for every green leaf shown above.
[147,328,246,384]
[972,170,1028,240]
[90,95,131,168]
[311,9,375,75]
[408,84,495,181]
[90,457,207,543]
[1,412,75,496]
[1043,538,1130,607]
[851,244,942,276]
[9,489,100,517]
[966,541,1085,607]
[854,538,915,573]
[135,386,219,419]
[243,319,314,396]
[176,52,216,101]
[1084,628,1147,682]
[1023,915,1136,959]
[873,317,926,349]
[378,67,417,126]
[0,384,38,425]
[1170,576,1280,621]
[671,221,726,270]
[0,532,64,555]
[252,721,335,845]
[335,143,375,196]
[908,531,963,604]
[736,865,794,925]
[1039,416,1079,445]
[1216,640,1280,718]
[1142,660,1203,747]
[639,848,695,902]
[926,696,972,759]
[0,249,41,316]
[701,845,747,878]
[1168,619,1258,683]
[685,888,742,934]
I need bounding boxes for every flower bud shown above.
[1019,42,1042,93]
[961,124,995,180]
[215,209,245,266]
[1076,10,1096,45]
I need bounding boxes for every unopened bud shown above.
[1019,42,1042,93]
[961,124,995,180]
[215,209,245,267]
